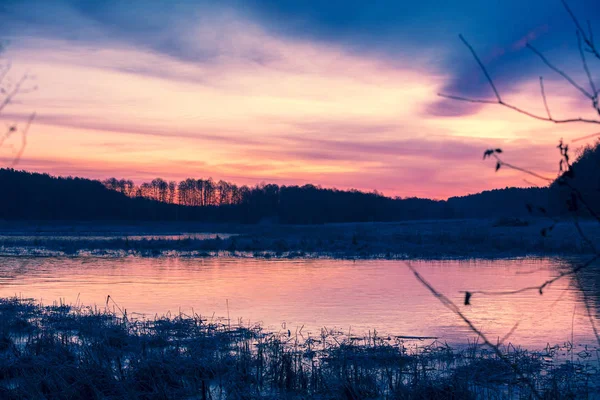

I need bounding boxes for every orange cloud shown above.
[1,14,598,199]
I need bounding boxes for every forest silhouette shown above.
[1,141,598,224]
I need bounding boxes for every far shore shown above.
[0,218,598,259]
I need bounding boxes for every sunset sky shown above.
[1,0,599,199]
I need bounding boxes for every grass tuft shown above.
[0,297,596,399]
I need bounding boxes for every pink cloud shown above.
[1,14,597,200]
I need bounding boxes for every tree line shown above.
[102,177,246,206]
[1,141,598,223]
[0,169,545,223]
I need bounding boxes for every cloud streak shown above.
[1,0,599,198]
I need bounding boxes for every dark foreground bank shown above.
[0,297,596,399]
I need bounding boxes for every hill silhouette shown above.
[1,142,598,223]
[550,141,600,218]
[0,169,445,223]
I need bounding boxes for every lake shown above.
[0,255,597,350]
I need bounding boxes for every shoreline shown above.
[0,218,598,259]
[0,249,584,261]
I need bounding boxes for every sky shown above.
[0,0,600,199]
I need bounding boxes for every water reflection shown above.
[570,259,600,321]
[0,256,597,349]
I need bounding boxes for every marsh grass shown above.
[1,219,598,260]
[0,297,597,399]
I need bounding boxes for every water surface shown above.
[0,256,597,349]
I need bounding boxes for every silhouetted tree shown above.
[550,140,600,217]
[168,181,176,204]
[95,170,565,223]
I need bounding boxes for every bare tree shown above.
[168,180,176,204]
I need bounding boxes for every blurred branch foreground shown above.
[0,55,36,167]
[421,1,600,398]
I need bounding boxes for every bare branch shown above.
[562,0,587,40]
[562,0,600,61]
[526,43,593,99]
[0,125,17,148]
[438,93,600,125]
[498,321,520,346]
[492,155,553,182]
[458,34,502,102]
[407,263,541,400]
[539,76,552,120]
[11,112,35,167]
[444,0,600,366]
[577,31,598,98]
[0,74,28,114]
[441,29,600,126]
[436,94,496,105]
[523,178,541,187]
[570,182,600,224]
[461,254,600,297]
[573,272,600,347]
[0,62,11,88]
[573,216,598,254]
[492,144,600,229]
[572,131,600,142]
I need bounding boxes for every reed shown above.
[0,297,596,399]
[1,218,599,260]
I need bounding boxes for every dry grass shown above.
[1,219,598,259]
[0,297,597,399]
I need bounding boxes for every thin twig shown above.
[444,10,600,375]
[523,178,541,187]
[573,216,598,254]
[0,74,28,114]
[587,20,595,51]
[458,34,501,102]
[527,43,593,99]
[577,32,597,98]
[491,147,600,224]
[539,76,552,120]
[572,131,600,142]
[438,93,600,124]
[439,35,600,125]
[0,62,11,88]
[499,321,520,346]
[573,272,600,347]
[407,263,541,400]
[462,254,600,297]
[492,153,553,182]
[11,112,35,167]
[562,0,600,61]
[557,170,600,225]
[0,125,16,148]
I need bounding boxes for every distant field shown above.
[0,218,597,259]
